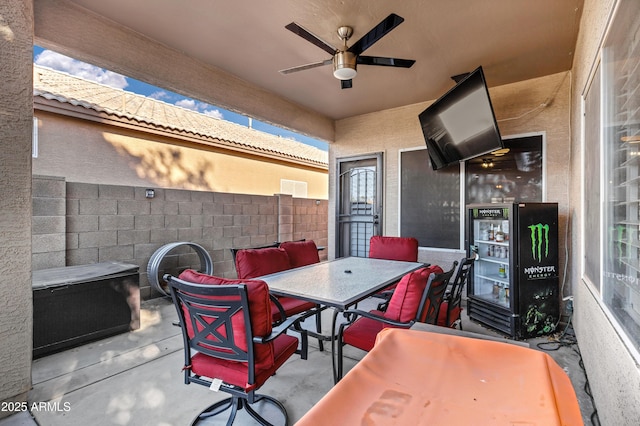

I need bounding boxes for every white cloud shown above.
[149,90,170,100]
[175,99,197,110]
[35,50,128,89]
[203,109,224,119]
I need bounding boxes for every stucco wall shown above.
[33,110,329,200]
[332,72,571,288]
[0,0,33,415]
[569,0,640,424]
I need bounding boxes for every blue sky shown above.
[33,46,328,151]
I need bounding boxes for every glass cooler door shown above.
[469,206,513,311]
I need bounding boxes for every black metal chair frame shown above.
[443,256,475,329]
[336,262,458,380]
[167,274,300,426]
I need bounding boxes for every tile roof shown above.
[33,65,328,167]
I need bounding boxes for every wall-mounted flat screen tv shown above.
[419,66,503,170]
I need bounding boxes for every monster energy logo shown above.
[528,223,550,261]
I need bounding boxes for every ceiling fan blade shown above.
[357,56,415,68]
[347,13,404,56]
[285,22,337,55]
[279,59,333,75]
[341,79,353,89]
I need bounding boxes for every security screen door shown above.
[336,153,383,257]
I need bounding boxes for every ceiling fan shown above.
[279,13,416,89]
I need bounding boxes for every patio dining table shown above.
[257,256,424,383]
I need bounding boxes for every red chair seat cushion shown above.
[384,265,443,323]
[272,296,316,323]
[369,236,419,262]
[342,310,387,352]
[190,332,299,391]
[177,269,274,369]
[235,247,291,279]
[279,240,320,268]
[437,301,463,327]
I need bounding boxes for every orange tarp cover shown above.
[297,328,582,425]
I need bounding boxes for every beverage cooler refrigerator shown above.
[466,203,559,339]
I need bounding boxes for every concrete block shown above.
[98,245,134,263]
[223,226,242,238]
[99,215,135,231]
[233,215,251,226]
[242,203,260,215]
[178,227,203,241]
[79,198,118,215]
[32,197,65,216]
[99,184,134,199]
[135,215,165,230]
[32,251,66,270]
[178,201,203,215]
[32,216,65,235]
[118,229,151,245]
[214,192,234,204]
[150,228,178,243]
[190,190,214,203]
[32,175,66,198]
[66,215,99,232]
[118,199,150,215]
[79,230,117,248]
[202,202,224,215]
[214,215,234,227]
[164,189,191,202]
[203,226,223,240]
[223,204,243,215]
[233,194,253,204]
[66,247,99,265]
[66,233,79,250]
[190,215,205,228]
[66,182,98,199]
[32,233,66,253]
[165,214,191,228]
[150,200,179,215]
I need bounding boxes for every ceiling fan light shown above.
[333,51,357,80]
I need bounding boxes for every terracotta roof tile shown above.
[33,65,328,167]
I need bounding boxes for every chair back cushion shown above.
[384,265,444,323]
[235,247,291,279]
[279,240,320,268]
[177,269,274,369]
[369,236,419,262]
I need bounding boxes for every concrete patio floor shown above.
[2,297,597,425]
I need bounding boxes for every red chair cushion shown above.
[369,236,419,262]
[235,247,291,279]
[384,265,443,323]
[272,296,316,323]
[191,331,298,391]
[279,240,320,268]
[342,310,386,352]
[437,302,463,327]
[177,269,274,370]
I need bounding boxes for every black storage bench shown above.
[32,262,140,358]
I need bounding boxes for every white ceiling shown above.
[66,0,583,121]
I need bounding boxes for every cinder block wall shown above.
[32,176,329,299]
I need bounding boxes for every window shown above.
[596,0,640,357]
[400,148,461,249]
[465,134,544,205]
